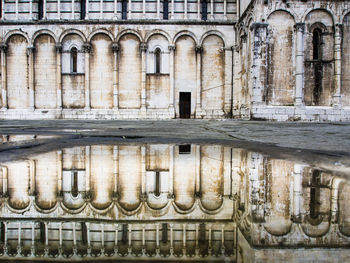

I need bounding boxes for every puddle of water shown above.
[0,136,348,262]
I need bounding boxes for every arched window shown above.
[71,171,78,198]
[80,0,86,20]
[201,0,207,21]
[312,28,323,105]
[309,170,320,220]
[155,48,161,74]
[38,0,44,20]
[155,171,160,197]
[122,0,127,20]
[70,47,78,73]
[163,0,169,20]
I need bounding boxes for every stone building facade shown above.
[0,0,350,120]
[0,140,349,261]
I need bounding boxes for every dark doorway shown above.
[38,0,44,20]
[179,92,191,118]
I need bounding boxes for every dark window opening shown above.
[0,222,4,243]
[122,0,127,20]
[0,0,2,19]
[199,223,206,243]
[163,0,169,20]
[162,223,168,243]
[309,170,320,220]
[155,48,161,74]
[40,222,46,243]
[80,0,86,20]
[71,171,78,198]
[155,171,160,197]
[313,28,322,60]
[122,224,128,243]
[179,92,191,118]
[312,28,323,106]
[38,0,44,20]
[71,47,78,74]
[201,0,207,21]
[81,222,88,244]
[179,144,191,154]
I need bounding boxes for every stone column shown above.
[83,42,91,110]
[250,23,268,107]
[128,0,131,19]
[15,0,18,19]
[295,23,305,106]
[56,43,62,109]
[223,0,227,20]
[197,0,200,20]
[71,0,75,19]
[0,43,7,110]
[184,0,187,19]
[100,0,103,19]
[85,0,89,19]
[157,0,160,19]
[43,0,47,19]
[331,177,345,223]
[27,46,35,110]
[333,24,342,107]
[1,0,5,19]
[292,164,304,222]
[29,0,33,19]
[142,0,145,18]
[85,145,91,195]
[249,153,264,222]
[171,0,174,19]
[168,44,175,115]
[112,42,119,110]
[57,0,61,19]
[113,0,117,19]
[195,46,203,117]
[209,0,213,20]
[140,43,147,113]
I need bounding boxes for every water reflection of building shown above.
[0,143,348,261]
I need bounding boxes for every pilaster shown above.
[83,42,92,110]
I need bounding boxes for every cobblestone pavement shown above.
[0,119,349,176]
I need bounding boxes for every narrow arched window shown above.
[155,171,160,197]
[309,170,320,220]
[122,0,127,20]
[312,28,322,105]
[38,0,44,20]
[201,0,207,21]
[81,0,86,20]
[155,48,161,74]
[163,0,169,20]
[70,47,78,73]
[313,28,322,60]
[71,171,78,198]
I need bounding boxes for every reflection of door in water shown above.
[179,92,191,118]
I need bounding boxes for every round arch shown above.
[4,30,30,44]
[59,29,86,43]
[87,28,114,42]
[145,29,171,43]
[302,8,335,25]
[173,30,198,45]
[115,29,143,43]
[199,30,225,47]
[31,29,57,46]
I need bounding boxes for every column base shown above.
[195,107,205,119]
[332,95,341,108]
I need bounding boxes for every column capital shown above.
[26,45,36,55]
[195,45,203,53]
[294,22,305,33]
[168,44,176,51]
[83,42,92,53]
[250,22,268,32]
[140,43,148,52]
[55,42,63,53]
[0,43,8,53]
[112,42,119,53]
[335,23,343,36]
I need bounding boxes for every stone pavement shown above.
[0,119,349,176]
